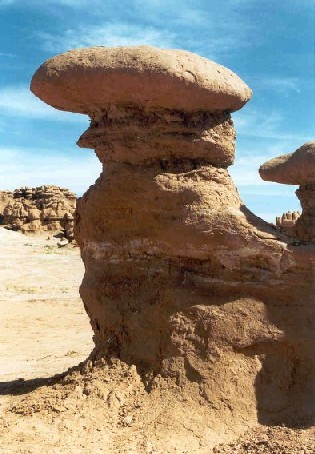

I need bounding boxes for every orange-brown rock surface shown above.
[30,46,314,444]
[31,46,252,114]
[2,185,76,238]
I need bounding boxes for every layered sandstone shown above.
[2,185,76,239]
[30,46,315,443]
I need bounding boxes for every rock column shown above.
[31,46,314,428]
[31,45,251,368]
[295,184,315,241]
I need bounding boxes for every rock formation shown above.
[63,211,75,241]
[0,190,13,223]
[30,46,315,441]
[275,210,301,236]
[2,185,76,238]
[260,141,315,241]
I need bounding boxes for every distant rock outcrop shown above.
[30,46,315,448]
[275,210,301,235]
[0,190,13,223]
[1,185,76,239]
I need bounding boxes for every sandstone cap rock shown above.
[259,141,315,185]
[30,46,252,113]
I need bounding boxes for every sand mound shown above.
[1,358,314,453]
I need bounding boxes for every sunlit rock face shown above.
[31,46,314,430]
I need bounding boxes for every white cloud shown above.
[0,147,102,195]
[133,0,209,27]
[0,86,87,122]
[234,110,283,139]
[233,108,312,142]
[39,22,178,53]
[35,1,253,58]
[254,76,302,94]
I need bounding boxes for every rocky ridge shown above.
[1,185,76,240]
[0,190,13,223]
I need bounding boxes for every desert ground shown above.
[0,226,313,453]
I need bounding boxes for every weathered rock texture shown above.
[31,46,315,442]
[260,141,315,241]
[31,46,252,114]
[2,185,76,238]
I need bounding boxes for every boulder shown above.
[259,141,315,185]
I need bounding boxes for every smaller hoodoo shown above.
[260,140,315,241]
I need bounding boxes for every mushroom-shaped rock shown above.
[31,46,252,167]
[31,46,252,113]
[259,141,315,185]
[30,46,315,445]
[259,141,315,241]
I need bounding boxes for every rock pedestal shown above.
[31,46,314,431]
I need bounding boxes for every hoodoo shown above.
[31,46,315,446]
[260,140,315,241]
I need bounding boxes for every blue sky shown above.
[0,0,314,222]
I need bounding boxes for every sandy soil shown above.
[0,227,94,452]
[0,227,93,382]
[0,227,313,453]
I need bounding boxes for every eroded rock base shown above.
[75,162,315,430]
